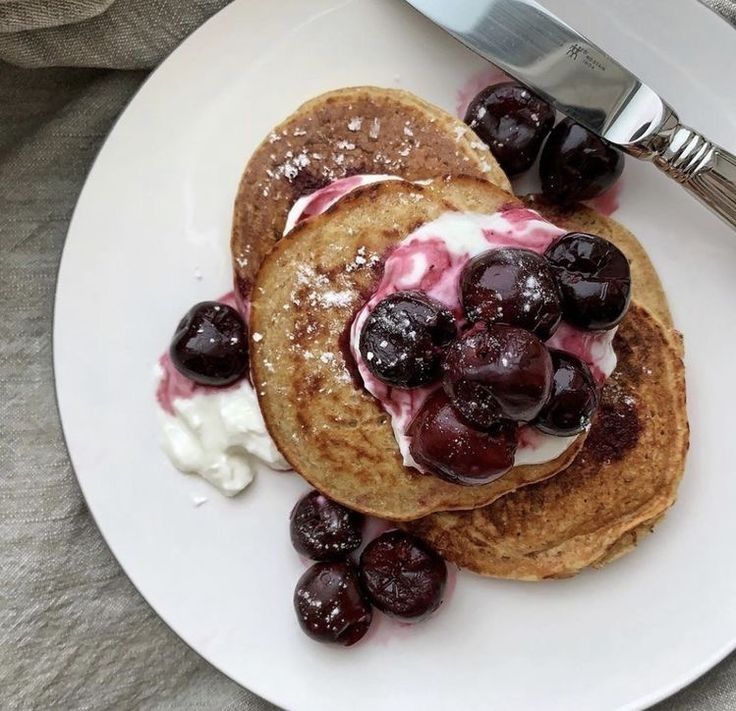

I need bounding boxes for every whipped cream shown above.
[348,208,618,471]
[155,293,289,496]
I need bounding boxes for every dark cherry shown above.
[540,118,624,204]
[460,247,562,339]
[545,232,631,330]
[359,530,447,621]
[408,390,517,485]
[293,561,373,646]
[290,490,364,561]
[534,350,599,436]
[442,323,553,427]
[169,301,249,386]
[465,82,555,176]
[359,291,457,388]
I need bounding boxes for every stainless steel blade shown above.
[405,0,736,230]
[404,0,669,149]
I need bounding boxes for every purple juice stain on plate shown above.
[586,180,623,217]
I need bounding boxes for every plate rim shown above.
[50,2,292,709]
[51,1,736,709]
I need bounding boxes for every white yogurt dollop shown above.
[155,292,290,497]
[158,374,289,496]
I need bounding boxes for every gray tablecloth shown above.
[1,1,734,709]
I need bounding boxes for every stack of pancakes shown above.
[232,87,688,580]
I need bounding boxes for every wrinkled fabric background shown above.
[0,1,734,709]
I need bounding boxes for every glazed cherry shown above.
[534,350,599,436]
[169,301,249,386]
[408,390,517,485]
[293,561,373,646]
[460,248,562,339]
[359,291,457,388]
[359,530,447,621]
[290,490,364,561]
[539,118,624,204]
[442,323,553,427]
[545,232,631,330]
[465,82,555,176]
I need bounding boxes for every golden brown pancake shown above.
[250,177,591,521]
[230,86,510,293]
[406,302,688,579]
[239,87,688,568]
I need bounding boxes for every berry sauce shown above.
[349,208,619,471]
[587,180,622,218]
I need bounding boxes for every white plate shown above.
[54,1,736,709]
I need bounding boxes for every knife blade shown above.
[405,0,736,230]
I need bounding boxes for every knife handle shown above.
[644,112,736,230]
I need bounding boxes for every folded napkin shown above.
[0,0,231,68]
[0,0,116,32]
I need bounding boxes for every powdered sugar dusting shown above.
[256,108,427,200]
[319,290,353,307]
[369,118,381,139]
[266,149,312,182]
[346,245,381,272]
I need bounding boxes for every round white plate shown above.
[54,1,736,709]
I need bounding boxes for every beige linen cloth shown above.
[0,1,734,709]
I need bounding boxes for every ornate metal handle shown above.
[636,110,736,230]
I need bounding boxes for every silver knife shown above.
[405,0,736,230]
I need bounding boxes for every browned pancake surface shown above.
[241,92,688,561]
[231,87,510,293]
[406,303,688,579]
[250,177,587,521]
